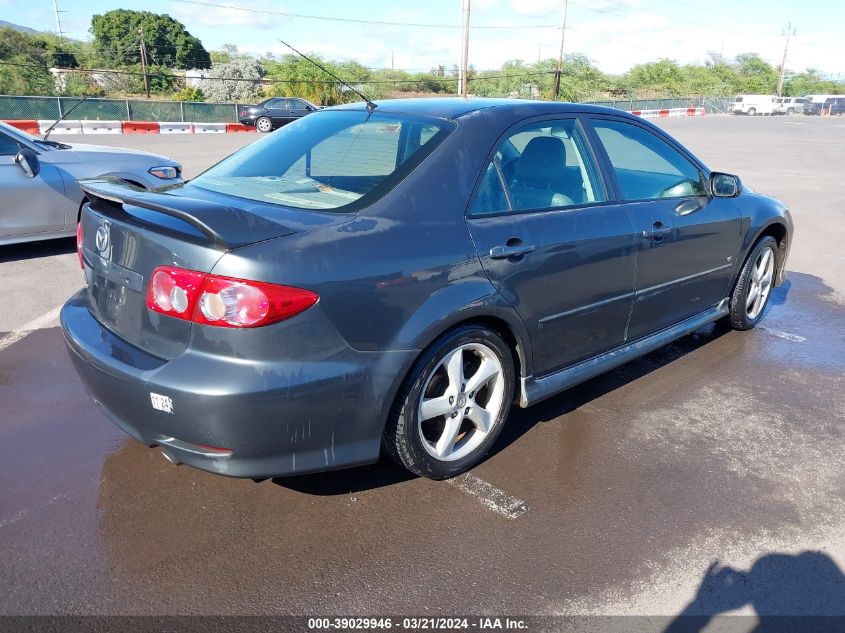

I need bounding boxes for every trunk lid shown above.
[79,178,348,359]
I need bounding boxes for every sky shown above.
[2,0,843,78]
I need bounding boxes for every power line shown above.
[170,0,561,29]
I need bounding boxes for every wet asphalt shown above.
[1,116,843,619]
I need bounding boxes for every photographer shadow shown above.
[666,551,845,633]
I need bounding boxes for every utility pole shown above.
[139,28,150,98]
[460,0,471,97]
[51,0,64,41]
[776,22,796,97]
[553,0,568,100]
[391,50,395,70]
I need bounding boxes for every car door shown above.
[288,99,313,121]
[585,115,743,341]
[265,99,290,126]
[0,131,69,239]
[466,116,638,377]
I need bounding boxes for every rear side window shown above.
[590,119,705,201]
[469,118,604,216]
[192,111,453,211]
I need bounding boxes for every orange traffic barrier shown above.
[658,109,670,118]
[3,119,39,134]
[225,123,256,133]
[121,121,160,134]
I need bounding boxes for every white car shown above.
[774,97,808,115]
[731,95,776,116]
[0,121,182,246]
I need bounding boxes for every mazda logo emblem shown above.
[95,225,110,254]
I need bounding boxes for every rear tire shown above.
[383,325,515,479]
[727,236,777,330]
[747,108,757,116]
[787,108,794,115]
[256,117,272,133]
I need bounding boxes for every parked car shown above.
[804,96,845,116]
[773,97,808,115]
[731,94,776,116]
[62,99,792,480]
[0,121,182,246]
[239,97,321,132]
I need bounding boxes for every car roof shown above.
[324,97,633,121]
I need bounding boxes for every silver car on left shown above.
[0,121,182,246]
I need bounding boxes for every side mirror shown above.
[14,147,40,178]
[710,172,740,198]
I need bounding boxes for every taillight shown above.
[240,110,247,117]
[76,222,84,269]
[146,266,318,328]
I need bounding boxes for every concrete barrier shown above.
[121,121,160,134]
[159,121,193,134]
[81,120,123,134]
[38,119,83,135]
[2,119,39,134]
[192,122,227,134]
[633,107,707,119]
[225,123,256,133]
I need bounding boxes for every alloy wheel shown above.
[417,343,505,462]
[746,246,774,320]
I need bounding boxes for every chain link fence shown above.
[0,95,245,122]
[0,94,737,122]
[579,96,734,113]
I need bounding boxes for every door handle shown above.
[489,242,535,260]
[641,223,672,240]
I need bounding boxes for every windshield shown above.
[192,110,454,211]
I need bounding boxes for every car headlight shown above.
[148,166,180,180]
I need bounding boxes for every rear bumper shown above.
[61,289,416,478]
[238,117,256,126]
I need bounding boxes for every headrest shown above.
[513,136,566,184]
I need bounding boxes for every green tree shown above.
[0,27,58,95]
[734,53,778,93]
[91,10,211,70]
[172,86,205,101]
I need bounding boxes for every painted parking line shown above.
[759,326,806,343]
[447,472,528,519]
[0,306,63,353]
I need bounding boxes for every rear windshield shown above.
[192,110,453,211]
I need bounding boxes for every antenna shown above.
[43,94,92,140]
[277,39,377,113]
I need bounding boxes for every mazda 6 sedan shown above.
[61,98,792,480]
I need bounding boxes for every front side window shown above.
[590,119,705,201]
[0,131,20,156]
[192,111,453,211]
[469,118,604,216]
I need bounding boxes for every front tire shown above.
[727,236,777,330]
[383,325,515,479]
[747,108,757,116]
[256,117,272,133]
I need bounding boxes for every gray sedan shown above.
[0,121,182,246]
[62,98,792,481]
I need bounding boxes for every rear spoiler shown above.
[80,178,295,250]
